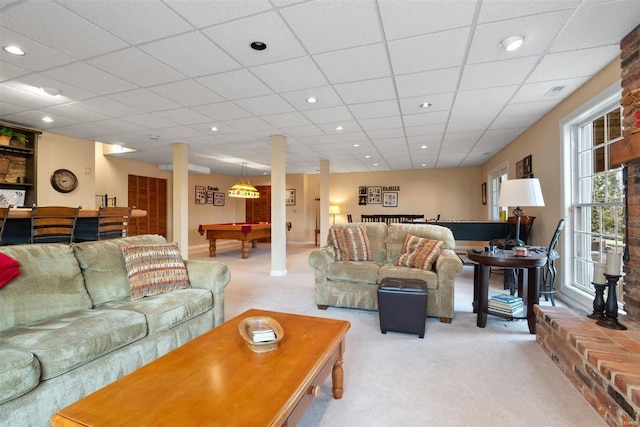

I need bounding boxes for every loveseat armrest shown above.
[435,249,463,279]
[184,260,231,327]
[308,246,336,272]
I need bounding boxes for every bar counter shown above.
[3,208,146,244]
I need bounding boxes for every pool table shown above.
[198,222,271,259]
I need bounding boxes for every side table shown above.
[467,250,548,334]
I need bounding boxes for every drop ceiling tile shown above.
[4,110,77,129]
[403,111,450,127]
[280,86,343,110]
[528,45,620,82]
[280,0,382,54]
[0,84,63,109]
[399,93,455,115]
[41,103,109,123]
[477,0,581,23]
[500,99,562,117]
[0,60,29,81]
[459,56,539,90]
[164,0,272,29]
[141,32,241,77]
[511,76,590,103]
[394,68,460,98]
[316,120,362,134]
[549,0,640,52]
[5,74,96,102]
[366,128,404,139]
[1,1,127,59]
[217,133,257,143]
[490,114,542,130]
[388,27,470,74]
[467,11,574,64]
[405,123,446,137]
[446,118,494,132]
[261,112,312,128]
[280,125,324,138]
[71,98,143,118]
[148,80,225,107]
[250,57,328,92]
[197,69,273,100]
[223,116,274,132]
[332,131,369,142]
[0,29,76,71]
[454,85,518,108]
[43,63,137,95]
[314,43,390,84]
[234,94,295,116]
[108,89,182,112]
[154,108,213,125]
[303,106,354,124]
[193,101,253,121]
[88,48,186,87]
[358,116,402,131]
[379,0,476,40]
[449,103,503,122]
[202,11,306,67]
[349,100,399,120]
[0,101,26,116]
[333,77,396,104]
[122,113,178,129]
[62,0,192,45]
[407,134,444,145]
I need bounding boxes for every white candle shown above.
[605,250,622,276]
[593,263,606,284]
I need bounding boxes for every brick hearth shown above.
[535,306,640,426]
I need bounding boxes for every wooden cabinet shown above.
[245,185,271,223]
[0,122,39,207]
[128,174,167,237]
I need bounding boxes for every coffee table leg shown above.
[209,239,217,257]
[332,341,345,399]
[477,264,489,328]
[526,267,541,334]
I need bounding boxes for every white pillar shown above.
[320,160,330,246]
[270,135,287,276]
[172,143,189,259]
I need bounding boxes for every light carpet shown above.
[189,243,604,427]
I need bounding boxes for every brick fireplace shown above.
[535,25,640,427]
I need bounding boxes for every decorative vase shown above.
[0,135,11,146]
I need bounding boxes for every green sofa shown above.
[0,235,230,427]
[309,223,462,322]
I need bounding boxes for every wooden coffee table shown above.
[51,309,350,427]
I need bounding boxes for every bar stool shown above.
[0,206,10,245]
[97,206,132,240]
[30,206,79,244]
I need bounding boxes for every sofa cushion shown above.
[0,309,147,380]
[327,223,387,263]
[0,244,93,331]
[386,224,455,263]
[378,265,438,290]
[0,348,40,404]
[329,225,372,261]
[327,261,381,285]
[72,234,169,305]
[122,242,191,300]
[96,288,212,335]
[394,235,444,271]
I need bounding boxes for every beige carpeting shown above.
[190,242,605,427]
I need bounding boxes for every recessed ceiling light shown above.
[210,126,218,131]
[419,102,432,109]
[421,145,427,149]
[306,97,318,104]
[4,45,25,56]
[499,35,524,52]
[421,163,427,167]
[353,144,360,147]
[41,87,61,96]
[149,135,159,140]
[373,163,379,166]
[336,126,343,131]
[42,117,53,123]
[250,41,267,51]
[365,155,371,159]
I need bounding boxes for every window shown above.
[488,164,508,220]
[561,83,625,308]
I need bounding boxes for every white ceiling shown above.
[1,0,638,176]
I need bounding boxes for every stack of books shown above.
[488,294,524,317]
[252,328,277,343]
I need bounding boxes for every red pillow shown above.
[0,253,20,288]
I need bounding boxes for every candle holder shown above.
[587,282,606,320]
[596,274,627,331]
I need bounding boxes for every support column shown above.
[320,160,330,246]
[270,135,287,276]
[172,143,189,259]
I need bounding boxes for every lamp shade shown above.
[329,205,341,215]
[498,178,545,208]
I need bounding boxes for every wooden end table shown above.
[51,309,350,427]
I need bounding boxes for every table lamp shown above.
[497,178,545,248]
[329,205,340,224]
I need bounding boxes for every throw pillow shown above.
[0,253,20,288]
[329,226,372,262]
[394,234,444,270]
[121,243,190,300]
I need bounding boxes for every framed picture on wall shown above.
[206,190,214,204]
[213,192,225,206]
[195,185,206,205]
[382,192,398,207]
[285,189,296,205]
[516,160,524,179]
[481,182,487,205]
[367,186,382,204]
[523,155,532,175]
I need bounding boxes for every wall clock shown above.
[50,168,78,193]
